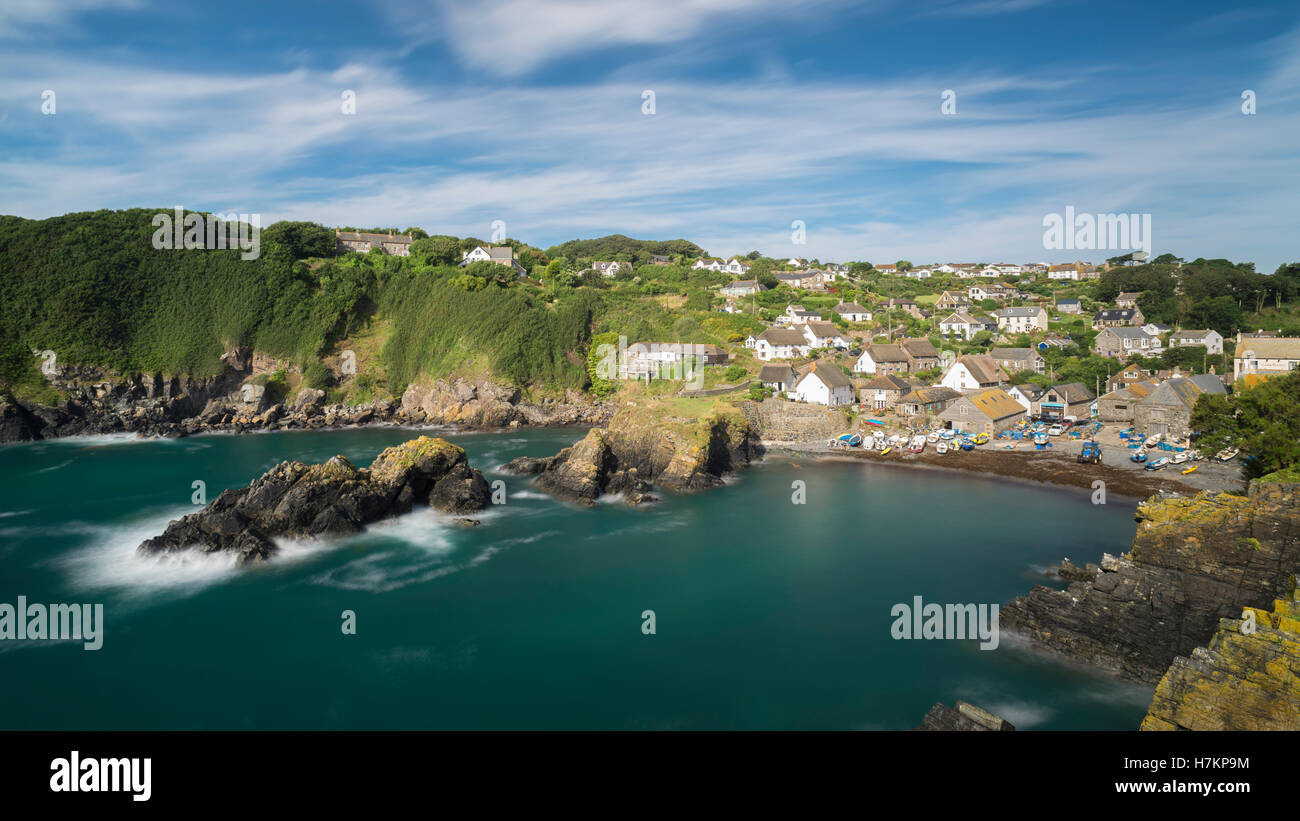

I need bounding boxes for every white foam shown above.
[985,701,1054,729]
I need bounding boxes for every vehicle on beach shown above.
[940,429,955,440]
[880,447,891,455]
[972,433,990,445]
[838,433,862,447]
[1182,465,1198,475]
[908,435,926,453]
[1171,451,1189,464]
[936,441,948,455]
[926,430,941,443]
[1144,433,1163,448]
[1216,447,1240,462]
[1048,424,1064,436]
[1145,456,1170,471]
[1130,450,1148,463]
[1077,441,1102,464]
[960,438,975,451]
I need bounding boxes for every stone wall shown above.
[741,399,848,444]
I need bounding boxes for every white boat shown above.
[908,435,926,453]
[1216,447,1239,462]
[940,429,955,440]
[927,430,941,443]
[1144,433,1163,448]
[1172,451,1189,464]
[936,441,948,455]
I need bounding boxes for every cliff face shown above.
[504,406,761,505]
[1142,582,1300,731]
[2,361,611,442]
[1002,481,1300,684]
[913,702,1016,731]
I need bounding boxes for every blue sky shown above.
[1,0,1297,270]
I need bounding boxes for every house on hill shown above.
[792,362,854,406]
[1095,379,1159,423]
[461,245,527,275]
[938,355,1009,394]
[1093,308,1144,329]
[1233,335,1300,381]
[758,364,797,394]
[988,347,1045,375]
[832,302,872,322]
[1168,329,1223,355]
[1094,326,1161,358]
[937,388,1027,436]
[753,328,812,361]
[336,229,414,256]
[802,321,851,349]
[859,373,913,411]
[900,338,940,372]
[721,279,766,297]
[853,343,910,376]
[993,306,1048,333]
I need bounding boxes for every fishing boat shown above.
[1130,450,1148,463]
[1181,465,1198,475]
[960,438,975,451]
[1144,433,1163,448]
[908,435,926,453]
[936,441,948,455]
[872,434,886,450]
[863,418,885,427]
[1171,451,1189,464]
[1033,432,1048,446]
[1145,456,1170,471]
[1216,447,1239,462]
[940,429,955,440]
[838,433,862,447]
[926,430,940,443]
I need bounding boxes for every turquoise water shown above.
[0,427,1153,729]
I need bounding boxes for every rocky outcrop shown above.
[1141,580,1300,730]
[137,436,489,564]
[913,702,1016,731]
[504,407,761,505]
[1002,481,1300,684]
[1,363,613,442]
[399,378,611,429]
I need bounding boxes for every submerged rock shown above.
[913,702,1016,731]
[137,436,489,564]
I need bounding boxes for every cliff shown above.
[1002,481,1300,684]
[138,436,488,564]
[1141,580,1300,731]
[504,400,761,505]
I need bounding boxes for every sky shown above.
[1,0,1297,270]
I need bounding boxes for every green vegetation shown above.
[1191,369,1300,480]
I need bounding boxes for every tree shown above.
[263,221,337,259]
[895,260,913,271]
[410,235,461,266]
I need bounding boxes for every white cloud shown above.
[0,0,142,38]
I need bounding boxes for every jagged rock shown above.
[0,394,40,441]
[913,702,1016,731]
[505,408,761,505]
[293,388,326,412]
[1142,580,1300,731]
[137,436,489,564]
[1003,482,1300,684]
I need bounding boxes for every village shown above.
[592,252,1300,493]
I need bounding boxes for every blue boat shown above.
[960,439,975,451]
[1130,450,1148,463]
[838,433,863,447]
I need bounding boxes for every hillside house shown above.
[1233,335,1300,381]
[461,245,527,275]
[900,338,941,372]
[1093,308,1144,329]
[1094,326,1162,358]
[859,373,913,410]
[336,229,414,256]
[754,328,812,361]
[832,302,872,322]
[938,355,1009,394]
[1038,383,1095,420]
[792,362,854,406]
[988,347,1045,376]
[1167,329,1223,355]
[895,386,962,417]
[1133,375,1227,438]
[854,343,910,376]
[758,364,797,394]
[993,306,1048,333]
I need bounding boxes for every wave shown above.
[0,509,34,519]
[984,700,1054,730]
[33,459,74,474]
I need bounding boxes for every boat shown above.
[1171,451,1189,464]
[908,435,926,453]
[960,438,974,451]
[1048,424,1064,436]
[940,429,955,440]
[863,418,885,427]
[1033,432,1048,446]
[1130,450,1148,463]
[972,433,990,445]
[1182,465,1198,475]
[1144,433,1163,448]
[880,447,891,456]
[936,441,948,455]
[927,431,941,443]
[1145,456,1170,471]
[838,433,862,447]
[1216,447,1239,462]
